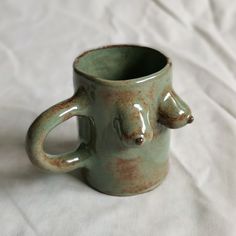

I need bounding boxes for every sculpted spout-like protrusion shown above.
[158,89,193,128]
[115,102,153,147]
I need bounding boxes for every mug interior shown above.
[74,45,168,81]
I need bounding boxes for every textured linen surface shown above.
[0,0,236,235]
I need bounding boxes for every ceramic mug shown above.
[26,45,193,196]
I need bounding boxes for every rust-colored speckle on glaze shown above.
[115,157,142,181]
[148,84,155,99]
[26,44,193,196]
[102,90,137,104]
[121,162,168,194]
[48,158,66,168]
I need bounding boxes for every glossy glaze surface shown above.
[26,45,193,196]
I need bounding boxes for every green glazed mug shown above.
[26,45,193,196]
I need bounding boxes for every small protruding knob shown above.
[135,136,145,146]
[187,115,194,124]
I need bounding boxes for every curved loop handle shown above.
[26,89,91,172]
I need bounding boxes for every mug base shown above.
[86,163,169,197]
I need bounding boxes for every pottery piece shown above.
[26,45,193,196]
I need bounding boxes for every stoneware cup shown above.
[26,45,193,196]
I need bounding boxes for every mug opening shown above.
[74,45,168,82]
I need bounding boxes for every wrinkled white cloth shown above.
[0,0,236,235]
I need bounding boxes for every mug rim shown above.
[73,44,171,86]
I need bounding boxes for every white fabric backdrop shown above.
[0,0,236,235]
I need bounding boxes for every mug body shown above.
[73,45,172,195]
[26,45,192,196]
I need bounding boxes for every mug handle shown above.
[26,88,91,173]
